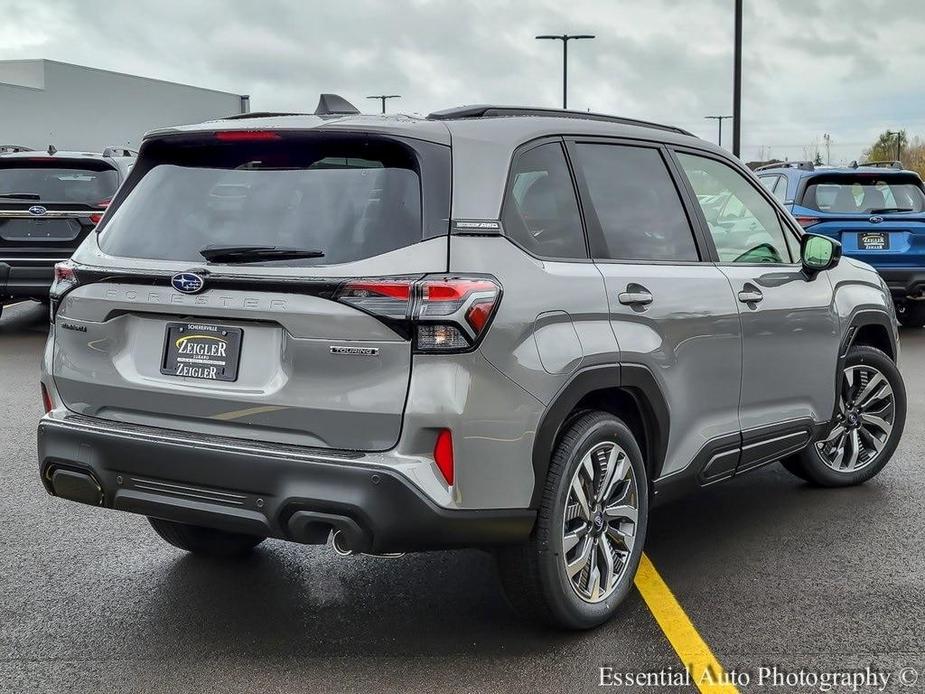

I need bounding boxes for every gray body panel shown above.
[41,110,899,521]
[595,262,742,478]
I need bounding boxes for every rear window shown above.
[801,175,925,213]
[0,163,118,205]
[99,136,427,266]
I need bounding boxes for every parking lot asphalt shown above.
[2,299,923,694]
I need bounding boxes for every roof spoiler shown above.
[851,160,904,170]
[314,94,360,117]
[102,147,138,158]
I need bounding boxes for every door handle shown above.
[737,287,763,304]
[618,287,653,306]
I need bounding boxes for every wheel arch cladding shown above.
[530,364,669,508]
[844,310,896,362]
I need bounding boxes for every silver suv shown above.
[37,97,907,629]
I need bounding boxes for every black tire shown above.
[897,303,925,328]
[781,345,905,487]
[148,517,265,557]
[495,410,648,629]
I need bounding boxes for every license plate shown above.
[859,232,889,250]
[161,322,243,382]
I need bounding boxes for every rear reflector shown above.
[434,429,454,485]
[215,130,282,141]
[41,383,52,414]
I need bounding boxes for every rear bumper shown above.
[876,268,925,299]
[36,413,535,553]
[0,261,55,300]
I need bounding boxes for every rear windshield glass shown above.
[98,137,422,266]
[801,175,925,213]
[0,164,117,205]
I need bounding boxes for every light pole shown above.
[535,34,595,109]
[732,0,743,157]
[705,115,733,148]
[366,95,401,114]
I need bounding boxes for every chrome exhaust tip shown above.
[331,530,357,557]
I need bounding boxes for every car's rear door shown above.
[673,148,840,472]
[51,129,452,451]
[566,137,743,482]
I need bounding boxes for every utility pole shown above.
[885,130,903,162]
[705,115,733,147]
[823,133,831,165]
[535,34,596,109]
[732,0,743,158]
[366,95,401,114]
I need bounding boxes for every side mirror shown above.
[801,233,841,275]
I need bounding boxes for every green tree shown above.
[864,129,908,162]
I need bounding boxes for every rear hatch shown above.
[0,157,116,269]
[51,128,452,451]
[793,172,925,266]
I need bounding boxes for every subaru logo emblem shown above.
[171,273,205,294]
[28,205,47,216]
[869,216,884,224]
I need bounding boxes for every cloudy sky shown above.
[4,0,925,162]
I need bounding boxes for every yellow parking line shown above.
[635,553,740,694]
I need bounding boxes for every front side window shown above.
[574,143,699,262]
[678,153,794,264]
[501,142,586,259]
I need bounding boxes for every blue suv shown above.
[756,160,925,326]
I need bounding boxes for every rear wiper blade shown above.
[0,192,41,200]
[868,207,915,214]
[199,244,326,263]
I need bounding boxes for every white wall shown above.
[0,60,246,151]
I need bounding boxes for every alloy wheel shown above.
[562,441,639,603]
[816,364,896,473]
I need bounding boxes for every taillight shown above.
[335,275,501,353]
[433,429,454,485]
[41,383,53,414]
[49,260,79,322]
[89,197,111,226]
[795,216,821,229]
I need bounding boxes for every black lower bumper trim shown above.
[878,268,925,298]
[0,261,55,300]
[37,416,535,553]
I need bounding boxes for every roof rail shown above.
[0,144,33,153]
[222,111,309,120]
[855,160,904,170]
[426,105,694,136]
[102,147,138,158]
[754,160,815,172]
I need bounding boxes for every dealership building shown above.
[0,59,250,152]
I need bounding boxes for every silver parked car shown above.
[37,97,906,629]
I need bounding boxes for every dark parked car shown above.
[0,145,134,316]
